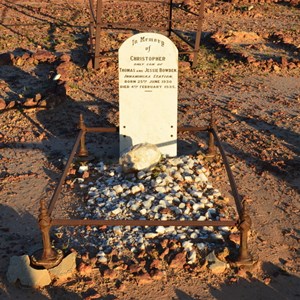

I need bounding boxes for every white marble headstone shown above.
[119,32,178,156]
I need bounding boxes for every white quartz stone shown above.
[120,143,162,172]
[198,215,206,221]
[145,232,158,239]
[187,250,197,264]
[137,171,146,179]
[131,185,141,194]
[113,185,123,194]
[140,208,147,215]
[155,186,166,193]
[182,240,193,251]
[156,226,165,234]
[113,226,122,236]
[143,200,152,209]
[78,165,88,173]
[164,228,174,235]
[112,207,122,215]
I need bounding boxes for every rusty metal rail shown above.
[88,0,206,69]
[32,112,253,269]
[51,219,237,227]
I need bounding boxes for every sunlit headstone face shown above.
[119,33,178,157]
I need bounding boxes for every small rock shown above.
[155,186,167,193]
[206,251,227,274]
[97,256,108,264]
[23,98,38,107]
[273,65,281,72]
[0,98,6,110]
[150,259,163,269]
[137,171,146,179]
[103,268,119,279]
[156,226,165,234]
[111,207,122,215]
[48,252,77,280]
[6,101,16,109]
[120,143,161,173]
[78,262,93,276]
[32,50,56,62]
[169,252,186,269]
[35,93,42,102]
[60,53,71,62]
[55,61,74,81]
[216,247,229,262]
[151,269,165,280]
[131,185,141,194]
[128,264,142,274]
[82,171,90,179]
[187,250,197,264]
[145,232,158,239]
[113,226,122,236]
[78,165,88,173]
[113,185,123,194]
[182,241,193,252]
[137,272,153,285]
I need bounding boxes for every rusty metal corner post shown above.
[93,0,103,69]
[236,200,254,266]
[77,114,89,157]
[207,111,216,157]
[192,0,205,68]
[31,200,63,269]
[168,0,173,37]
[88,0,96,58]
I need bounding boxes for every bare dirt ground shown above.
[0,0,300,299]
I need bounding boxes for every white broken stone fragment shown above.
[7,255,51,288]
[112,207,122,215]
[98,256,108,264]
[206,251,227,274]
[78,165,88,173]
[113,185,123,194]
[196,243,206,251]
[113,226,122,236]
[156,226,166,234]
[145,232,158,239]
[48,252,77,280]
[97,251,108,263]
[131,185,141,194]
[137,171,146,179]
[187,250,197,264]
[182,240,193,252]
[120,143,161,173]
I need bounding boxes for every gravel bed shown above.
[54,154,238,264]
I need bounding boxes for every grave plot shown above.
[53,154,239,275]
[30,33,252,277]
[31,112,251,276]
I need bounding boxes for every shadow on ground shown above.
[209,262,300,300]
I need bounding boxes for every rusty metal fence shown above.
[31,112,254,269]
[88,0,206,69]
